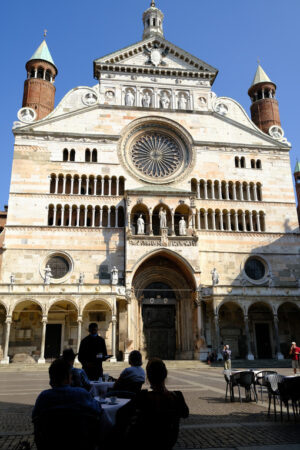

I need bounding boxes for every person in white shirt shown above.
[113,350,145,393]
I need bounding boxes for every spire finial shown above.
[151,0,156,6]
[44,29,47,38]
[257,57,260,65]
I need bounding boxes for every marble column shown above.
[225,182,229,200]
[85,177,89,195]
[273,315,284,360]
[171,209,175,235]
[197,181,200,199]
[101,178,105,196]
[92,206,95,227]
[53,205,57,226]
[212,211,216,230]
[246,184,251,201]
[204,211,208,230]
[84,206,88,227]
[233,183,237,201]
[78,177,82,195]
[234,211,239,231]
[76,316,82,354]
[1,317,12,364]
[192,212,196,230]
[94,178,97,196]
[63,176,67,194]
[242,211,246,231]
[115,208,118,228]
[197,211,201,230]
[108,178,112,196]
[220,211,224,231]
[218,181,222,199]
[68,206,72,226]
[149,208,153,235]
[253,184,258,201]
[249,211,254,232]
[116,178,119,196]
[204,181,208,200]
[257,213,261,232]
[111,314,117,363]
[55,176,59,194]
[61,206,65,227]
[38,316,48,364]
[71,177,74,195]
[239,184,243,201]
[212,183,215,200]
[227,211,231,230]
[108,207,111,228]
[76,206,80,226]
[214,315,222,359]
[99,207,103,227]
[244,315,254,360]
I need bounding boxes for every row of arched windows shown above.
[235,157,262,169]
[129,202,266,235]
[191,179,262,201]
[48,204,125,228]
[49,174,125,196]
[62,149,100,163]
[28,67,53,82]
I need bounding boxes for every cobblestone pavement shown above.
[0,366,299,449]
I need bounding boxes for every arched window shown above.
[251,159,255,168]
[48,205,54,225]
[63,149,68,161]
[85,149,91,162]
[45,70,51,82]
[70,149,75,161]
[92,149,97,162]
[241,157,246,168]
[118,206,125,227]
[50,174,56,193]
[235,156,239,168]
[256,160,262,169]
[37,68,44,79]
[30,68,35,78]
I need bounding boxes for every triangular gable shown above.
[94,35,218,81]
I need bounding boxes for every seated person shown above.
[62,348,91,391]
[32,358,112,450]
[126,358,189,450]
[113,350,145,393]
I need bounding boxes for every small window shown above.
[47,256,70,279]
[256,160,262,169]
[85,149,91,162]
[251,159,255,169]
[244,257,266,281]
[30,69,35,78]
[235,157,239,168]
[45,70,51,82]
[70,149,75,161]
[153,18,156,26]
[241,157,246,168]
[37,68,44,79]
[92,149,97,162]
[147,19,150,27]
[63,149,68,161]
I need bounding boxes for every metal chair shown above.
[230,371,257,403]
[224,370,231,400]
[278,376,300,422]
[254,370,277,402]
[265,373,285,421]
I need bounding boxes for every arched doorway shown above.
[218,302,246,359]
[46,301,78,359]
[132,251,196,360]
[248,302,274,358]
[277,302,300,358]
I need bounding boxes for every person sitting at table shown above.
[62,348,91,391]
[126,358,189,450]
[32,358,112,450]
[113,350,145,393]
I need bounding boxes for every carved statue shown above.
[125,90,135,106]
[178,94,187,110]
[211,267,219,286]
[79,272,85,285]
[137,214,145,235]
[159,207,167,228]
[179,216,187,236]
[142,92,151,107]
[44,265,52,285]
[111,266,118,285]
[160,92,170,109]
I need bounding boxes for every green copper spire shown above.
[294,160,300,173]
[29,39,56,68]
[251,64,272,87]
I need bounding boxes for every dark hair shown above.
[146,358,167,385]
[88,323,98,332]
[49,358,71,387]
[62,348,77,362]
[129,350,142,367]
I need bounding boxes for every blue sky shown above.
[1,0,299,209]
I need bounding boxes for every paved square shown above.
[0,366,299,449]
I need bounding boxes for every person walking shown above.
[222,344,231,370]
[289,341,300,375]
[78,323,107,380]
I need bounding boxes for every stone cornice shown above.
[9,193,125,204]
[5,226,124,232]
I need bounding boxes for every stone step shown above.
[211,359,292,369]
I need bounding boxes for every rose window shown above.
[130,133,181,178]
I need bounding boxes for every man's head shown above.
[146,358,167,387]
[129,350,142,367]
[49,358,71,387]
[88,323,98,336]
[62,348,77,367]
[292,342,296,347]
[226,345,229,349]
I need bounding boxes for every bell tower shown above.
[142,0,164,39]
[22,35,58,120]
[294,161,300,227]
[248,64,281,134]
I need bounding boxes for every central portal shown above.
[142,282,176,360]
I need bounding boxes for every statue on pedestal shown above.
[179,216,187,235]
[111,266,118,285]
[159,207,167,228]
[44,265,52,285]
[160,92,170,109]
[211,268,219,286]
[142,92,151,107]
[137,214,145,235]
[125,90,135,106]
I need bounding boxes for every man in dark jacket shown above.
[78,323,107,380]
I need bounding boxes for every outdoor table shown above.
[95,397,130,424]
[90,381,114,397]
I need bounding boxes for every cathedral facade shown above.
[0,2,299,364]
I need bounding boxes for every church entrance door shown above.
[45,324,62,359]
[255,323,272,358]
[142,282,176,360]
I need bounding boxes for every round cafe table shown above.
[95,397,130,424]
[90,381,114,397]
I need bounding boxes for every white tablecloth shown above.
[95,397,130,424]
[90,381,114,397]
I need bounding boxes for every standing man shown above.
[78,323,107,381]
[222,344,231,370]
[289,341,300,375]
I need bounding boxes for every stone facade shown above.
[1,2,299,364]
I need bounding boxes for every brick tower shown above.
[294,161,300,226]
[248,64,281,134]
[22,38,58,120]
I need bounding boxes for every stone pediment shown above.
[94,36,218,83]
